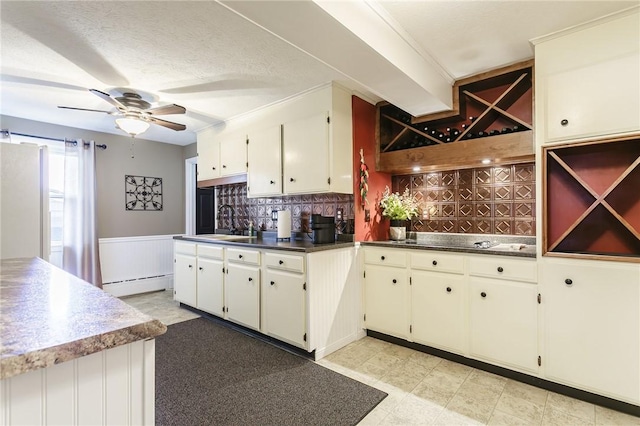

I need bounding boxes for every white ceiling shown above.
[1,1,636,146]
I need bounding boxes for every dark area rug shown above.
[155,317,387,426]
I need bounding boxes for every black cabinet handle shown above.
[432,260,437,266]
[239,254,243,259]
[279,260,284,265]
[561,119,569,126]
[481,292,487,298]
[290,178,295,182]
[497,266,504,273]
[212,166,216,170]
[270,180,275,184]
[270,281,275,286]
[199,267,203,271]
[446,287,452,293]
[188,264,192,269]
[381,256,385,261]
[565,278,573,285]
[392,279,397,284]
[222,164,227,168]
[248,277,253,282]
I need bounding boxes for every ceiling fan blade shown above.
[58,106,114,114]
[90,89,126,109]
[146,116,186,131]
[145,104,186,116]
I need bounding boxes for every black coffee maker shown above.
[310,214,335,244]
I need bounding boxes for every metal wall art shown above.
[125,175,163,211]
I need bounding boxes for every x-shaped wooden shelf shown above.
[547,151,640,251]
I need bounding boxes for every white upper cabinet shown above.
[533,9,640,144]
[247,125,282,197]
[197,82,353,195]
[196,130,220,181]
[219,132,247,176]
[283,111,330,194]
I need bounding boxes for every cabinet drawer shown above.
[197,244,224,260]
[227,248,260,266]
[364,248,407,267]
[469,256,537,283]
[410,252,464,274]
[265,252,305,274]
[175,241,196,256]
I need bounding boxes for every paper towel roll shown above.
[277,210,291,239]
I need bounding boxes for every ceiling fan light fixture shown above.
[115,117,150,137]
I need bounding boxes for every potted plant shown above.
[379,186,420,240]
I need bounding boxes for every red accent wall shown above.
[352,96,391,241]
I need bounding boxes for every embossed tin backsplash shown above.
[216,183,354,233]
[392,163,536,235]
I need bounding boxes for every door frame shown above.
[185,156,197,235]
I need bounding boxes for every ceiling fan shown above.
[58,89,187,137]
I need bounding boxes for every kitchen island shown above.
[0,257,166,425]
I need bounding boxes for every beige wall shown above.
[1,115,192,238]
[183,142,197,159]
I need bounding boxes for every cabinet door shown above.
[469,279,538,372]
[543,260,640,403]
[174,254,197,306]
[196,257,224,317]
[412,271,466,354]
[264,269,306,348]
[544,54,640,142]
[219,133,247,176]
[247,125,282,197]
[364,264,409,340]
[196,131,220,181]
[225,263,260,330]
[282,112,330,194]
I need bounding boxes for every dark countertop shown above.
[361,240,537,258]
[0,258,167,379]
[174,235,355,253]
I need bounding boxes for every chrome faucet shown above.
[218,204,237,234]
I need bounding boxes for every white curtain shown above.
[62,139,102,288]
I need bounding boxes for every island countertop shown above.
[0,257,166,380]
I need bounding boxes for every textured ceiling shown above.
[1,1,637,145]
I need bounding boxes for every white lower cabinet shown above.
[542,259,640,404]
[174,242,197,306]
[411,270,466,354]
[264,269,306,348]
[263,252,307,348]
[364,264,410,340]
[469,278,538,372]
[195,245,224,317]
[226,262,261,331]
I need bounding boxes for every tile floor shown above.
[121,290,640,426]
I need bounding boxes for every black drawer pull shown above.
[248,277,253,282]
[432,260,437,266]
[565,278,573,285]
[481,292,487,298]
[222,164,227,168]
[497,266,504,273]
[212,166,216,170]
[188,264,193,269]
[270,180,275,184]
[270,281,275,286]
[239,254,243,259]
[446,287,452,293]
[290,178,295,182]
[561,119,569,126]
[199,266,203,271]
[392,279,397,284]
[279,260,284,265]
[381,255,385,261]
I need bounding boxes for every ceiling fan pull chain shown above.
[130,138,135,159]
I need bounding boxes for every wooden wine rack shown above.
[376,60,535,174]
[543,135,640,262]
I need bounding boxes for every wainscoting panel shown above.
[100,235,176,297]
[0,340,156,426]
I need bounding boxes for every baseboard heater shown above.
[99,234,177,297]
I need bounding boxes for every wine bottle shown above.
[501,127,513,134]
[477,131,488,138]
[512,125,521,132]
[489,130,500,136]
[447,127,460,137]
[469,116,477,122]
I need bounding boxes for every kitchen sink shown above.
[189,234,254,242]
